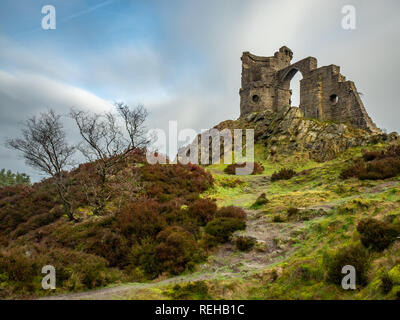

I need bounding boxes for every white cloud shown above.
[1,0,400,181]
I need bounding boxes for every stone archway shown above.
[289,69,303,107]
[279,67,304,108]
[277,57,317,109]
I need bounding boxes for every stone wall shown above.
[239,46,379,132]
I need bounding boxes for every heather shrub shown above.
[272,215,285,223]
[251,193,269,208]
[340,160,366,179]
[129,238,160,279]
[0,249,38,283]
[287,207,299,217]
[359,158,400,180]
[324,243,370,286]
[116,199,166,241]
[224,162,264,175]
[381,272,394,294]
[341,144,400,180]
[216,206,247,221]
[0,185,58,238]
[362,150,382,161]
[199,233,220,249]
[85,229,129,267]
[357,218,400,251]
[39,247,114,290]
[271,168,296,181]
[156,226,199,275]
[235,236,256,251]
[142,163,213,200]
[218,177,243,188]
[385,144,400,158]
[66,256,110,290]
[0,247,113,291]
[187,198,217,226]
[167,281,211,300]
[204,218,246,243]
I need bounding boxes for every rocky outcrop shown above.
[245,105,394,161]
[178,106,397,163]
[197,106,396,163]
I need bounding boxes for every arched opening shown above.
[281,67,304,108]
[289,70,303,107]
[252,94,260,103]
[330,94,338,105]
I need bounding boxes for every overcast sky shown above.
[0,0,399,181]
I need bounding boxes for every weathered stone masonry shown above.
[239,46,379,132]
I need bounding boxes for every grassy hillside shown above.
[2,138,400,300]
[0,152,251,299]
[60,141,400,300]
[182,142,400,300]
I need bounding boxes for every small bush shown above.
[216,206,246,221]
[142,163,214,200]
[86,229,129,268]
[218,178,243,188]
[324,243,370,287]
[357,218,399,251]
[272,215,285,223]
[156,226,199,275]
[287,207,299,217]
[340,160,366,179]
[360,158,400,180]
[187,198,217,226]
[235,236,256,251]
[40,248,113,290]
[362,150,382,162]
[251,193,269,208]
[166,281,211,300]
[199,233,220,249]
[224,162,264,175]
[204,218,246,243]
[381,272,394,294]
[130,238,160,279]
[341,144,400,180]
[116,199,166,241]
[271,168,296,182]
[292,265,315,281]
[0,249,37,283]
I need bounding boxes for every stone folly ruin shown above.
[239,46,379,132]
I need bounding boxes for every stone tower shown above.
[239,46,379,132]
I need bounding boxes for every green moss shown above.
[389,265,400,284]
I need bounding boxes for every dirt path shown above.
[42,207,305,300]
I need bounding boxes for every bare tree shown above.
[70,103,149,214]
[115,102,150,149]
[5,110,76,221]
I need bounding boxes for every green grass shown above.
[61,141,400,300]
[191,141,400,299]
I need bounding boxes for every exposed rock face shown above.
[179,106,396,163]
[240,46,379,133]
[246,106,390,162]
